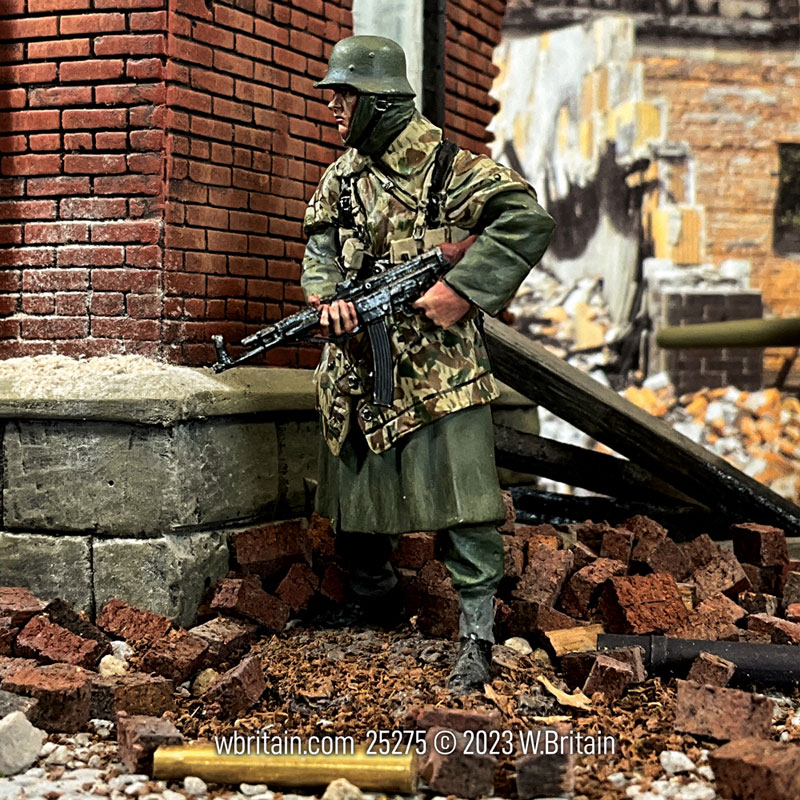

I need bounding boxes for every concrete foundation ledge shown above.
[0,357,538,623]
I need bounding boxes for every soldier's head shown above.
[315,36,416,153]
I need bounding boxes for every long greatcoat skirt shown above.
[314,403,506,535]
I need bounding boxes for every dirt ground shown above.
[166,623,800,800]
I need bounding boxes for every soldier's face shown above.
[329,90,358,139]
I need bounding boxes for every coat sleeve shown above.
[443,188,555,317]
[301,161,343,301]
[301,226,341,301]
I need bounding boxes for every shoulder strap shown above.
[425,139,460,226]
[337,173,357,230]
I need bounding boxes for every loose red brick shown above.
[16,615,103,668]
[203,655,265,718]
[319,564,345,605]
[89,673,175,720]
[188,617,257,667]
[673,680,773,741]
[420,728,496,799]
[408,705,502,732]
[571,542,598,572]
[404,561,460,639]
[97,598,172,644]
[515,726,575,800]
[631,533,691,581]
[741,563,783,595]
[782,571,800,606]
[0,618,19,655]
[0,587,44,626]
[582,654,633,700]
[599,573,689,634]
[786,603,800,623]
[747,613,800,645]
[117,712,183,773]
[210,576,290,633]
[513,546,573,607]
[233,519,312,579]
[686,652,736,687]
[599,528,634,565]
[694,549,750,602]
[669,593,745,641]
[390,532,436,570]
[682,533,721,572]
[560,558,626,620]
[498,490,515,533]
[1,663,91,732]
[0,656,39,681]
[732,522,788,567]
[502,538,525,582]
[276,563,319,613]
[710,738,800,800]
[141,630,208,683]
[62,108,127,130]
[570,521,616,553]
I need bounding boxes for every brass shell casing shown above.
[152,743,418,793]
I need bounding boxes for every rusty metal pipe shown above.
[152,743,418,793]
[598,634,800,685]
[656,317,800,349]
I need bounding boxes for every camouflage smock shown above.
[302,111,553,456]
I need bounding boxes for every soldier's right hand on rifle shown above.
[308,295,359,337]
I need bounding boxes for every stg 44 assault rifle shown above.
[211,247,451,406]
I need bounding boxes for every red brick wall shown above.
[0,0,168,359]
[0,1,507,364]
[642,47,800,383]
[444,0,508,155]
[162,0,352,366]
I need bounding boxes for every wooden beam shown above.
[484,317,800,535]
[494,425,705,507]
[545,625,604,657]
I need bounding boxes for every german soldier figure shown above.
[301,36,555,693]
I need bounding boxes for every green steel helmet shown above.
[314,36,415,97]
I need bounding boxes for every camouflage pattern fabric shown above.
[302,112,552,456]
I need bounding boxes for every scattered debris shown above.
[0,504,799,799]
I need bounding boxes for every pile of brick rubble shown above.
[1,505,800,799]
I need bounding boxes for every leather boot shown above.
[448,590,495,694]
[448,632,493,694]
[318,583,405,629]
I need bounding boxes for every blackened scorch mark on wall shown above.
[503,140,640,261]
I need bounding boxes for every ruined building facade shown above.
[497,0,800,390]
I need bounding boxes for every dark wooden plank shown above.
[484,316,800,534]
[494,425,704,506]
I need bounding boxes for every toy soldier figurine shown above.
[302,36,555,693]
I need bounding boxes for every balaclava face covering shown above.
[344,94,416,158]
